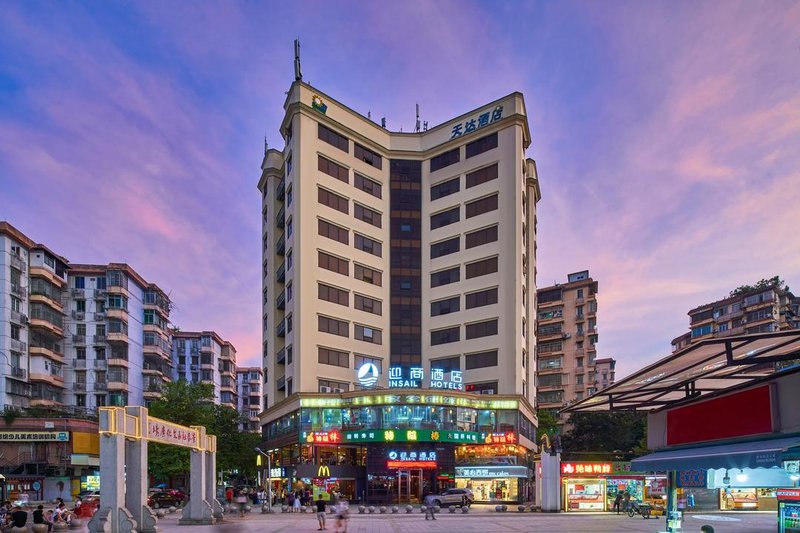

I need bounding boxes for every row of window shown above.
[318,251,383,286]
[318,315,382,344]
[318,218,384,257]
[430,133,498,173]
[431,252,499,289]
[318,124,384,171]
[318,187,383,228]
[430,193,498,230]
[430,318,498,345]
[318,283,382,315]
[430,287,498,316]
[431,163,499,201]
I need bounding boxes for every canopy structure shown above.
[631,435,800,471]
[563,330,800,413]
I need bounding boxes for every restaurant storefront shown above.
[259,389,538,504]
[559,461,663,512]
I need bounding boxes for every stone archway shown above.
[87,406,222,533]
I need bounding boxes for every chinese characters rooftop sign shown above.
[450,105,504,139]
[305,430,341,444]
[388,367,463,391]
[561,462,612,475]
[146,418,199,448]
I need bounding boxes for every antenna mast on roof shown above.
[294,39,303,81]
[264,136,268,155]
[415,103,421,133]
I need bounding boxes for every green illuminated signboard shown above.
[341,428,489,444]
[300,394,518,411]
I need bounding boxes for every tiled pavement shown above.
[155,508,776,533]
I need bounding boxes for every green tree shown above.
[147,380,258,483]
[730,276,789,297]
[536,409,560,441]
[559,411,647,458]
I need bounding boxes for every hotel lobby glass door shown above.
[397,469,423,503]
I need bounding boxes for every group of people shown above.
[0,498,75,532]
[612,490,633,514]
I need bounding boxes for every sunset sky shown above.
[1,1,799,378]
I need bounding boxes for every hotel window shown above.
[431,236,460,259]
[353,142,382,169]
[355,324,382,344]
[355,294,382,316]
[465,225,498,249]
[465,194,498,218]
[354,354,383,373]
[354,264,382,286]
[465,288,498,309]
[465,350,498,370]
[430,177,460,200]
[318,347,349,368]
[466,163,498,188]
[430,147,460,172]
[430,356,460,373]
[431,296,460,316]
[465,256,498,279]
[354,234,382,257]
[318,187,349,214]
[318,315,349,337]
[354,203,382,228]
[318,251,349,276]
[355,173,382,198]
[318,379,350,393]
[318,123,349,152]
[318,219,349,245]
[465,319,498,339]
[430,206,460,229]
[465,132,498,158]
[431,326,460,345]
[318,283,349,307]
[431,266,460,288]
[318,155,349,183]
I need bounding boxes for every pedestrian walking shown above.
[293,491,301,513]
[235,490,247,517]
[612,491,623,514]
[423,492,437,520]
[334,500,349,533]
[315,496,327,530]
[622,491,631,512]
[225,487,234,505]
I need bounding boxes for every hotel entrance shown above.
[397,469,425,504]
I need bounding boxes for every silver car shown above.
[431,488,474,507]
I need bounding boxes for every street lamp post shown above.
[255,448,272,513]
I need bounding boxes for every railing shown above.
[95,382,108,391]
[10,254,26,272]
[94,289,107,299]
[74,383,87,391]
[276,319,286,337]
[72,310,85,320]
[276,205,286,228]
[276,376,286,390]
[276,234,285,256]
[71,288,85,298]
[277,178,285,201]
[72,335,86,344]
[276,262,286,283]
[276,290,286,310]
[10,282,26,298]
[74,359,87,369]
[276,347,286,364]
[93,335,107,344]
[94,312,106,320]
[10,310,27,324]
[10,339,27,352]
[93,359,108,369]
[10,367,27,379]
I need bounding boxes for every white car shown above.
[430,488,474,507]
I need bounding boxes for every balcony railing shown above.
[74,359,87,369]
[10,310,27,325]
[93,335,107,344]
[94,289,107,300]
[276,376,286,391]
[72,335,86,344]
[276,234,285,256]
[10,367,27,380]
[276,347,286,364]
[95,382,108,391]
[276,205,285,228]
[94,312,106,320]
[276,262,286,283]
[10,283,26,299]
[276,319,286,338]
[72,310,85,320]
[74,383,87,391]
[277,178,285,201]
[93,359,108,369]
[276,290,286,310]
[71,288,85,298]
[10,254,26,272]
[10,339,27,352]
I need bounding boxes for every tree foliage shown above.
[536,409,560,441]
[730,276,789,297]
[559,411,647,458]
[147,380,260,483]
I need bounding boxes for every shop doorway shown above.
[397,469,423,503]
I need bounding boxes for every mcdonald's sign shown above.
[317,465,331,479]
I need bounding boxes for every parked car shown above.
[430,488,474,507]
[147,490,186,509]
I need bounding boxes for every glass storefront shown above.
[456,477,519,502]
[720,488,779,511]
[564,478,605,511]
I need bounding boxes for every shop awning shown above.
[631,435,800,471]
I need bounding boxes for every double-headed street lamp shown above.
[254,447,273,513]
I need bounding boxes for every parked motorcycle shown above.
[627,500,652,519]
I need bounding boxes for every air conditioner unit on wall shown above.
[332,388,344,393]
[319,386,332,393]
[481,389,495,395]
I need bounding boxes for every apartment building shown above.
[671,281,799,352]
[535,270,613,413]
[62,264,172,409]
[256,81,541,503]
[1,222,69,409]
[172,331,238,409]
[236,367,263,432]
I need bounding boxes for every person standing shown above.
[225,487,233,505]
[612,491,623,514]
[622,491,631,513]
[315,496,327,531]
[423,492,437,521]
[292,491,301,513]
[335,499,349,533]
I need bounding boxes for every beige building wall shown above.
[259,82,540,409]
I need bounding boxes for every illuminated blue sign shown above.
[389,367,423,388]
[430,368,463,390]
[450,105,504,139]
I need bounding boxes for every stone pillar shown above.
[126,406,159,533]
[204,436,223,519]
[540,452,561,512]
[88,407,137,533]
[179,426,214,525]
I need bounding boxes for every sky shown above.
[1,1,799,379]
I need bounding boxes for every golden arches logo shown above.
[317,465,331,478]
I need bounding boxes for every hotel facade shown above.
[257,82,541,504]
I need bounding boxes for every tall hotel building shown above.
[257,82,541,504]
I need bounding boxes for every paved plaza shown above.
[152,509,775,533]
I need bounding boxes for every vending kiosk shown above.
[778,488,800,533]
